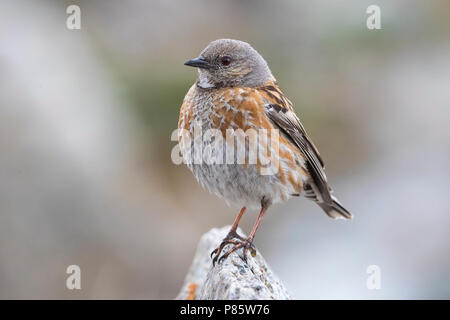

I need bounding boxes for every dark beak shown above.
[184,56,210,69]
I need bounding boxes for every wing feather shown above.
[259,83,331,203]
[259,82,352,219]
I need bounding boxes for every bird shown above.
[178,39,352,265]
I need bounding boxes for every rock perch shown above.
[176,226,291,300]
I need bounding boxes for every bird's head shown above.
[184,39,273,89]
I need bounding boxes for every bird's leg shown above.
[216,201,269,265]
[226,206,247,241]
[242,204,268,259]
[211,207,246,265]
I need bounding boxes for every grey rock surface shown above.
[176,226,291,300]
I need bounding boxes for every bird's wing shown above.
[257,82,332,204]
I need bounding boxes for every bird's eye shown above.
[221,56,231,66]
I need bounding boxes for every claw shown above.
[217,243,244,264]
[211,238,242,266]
[212,254,219,266]
[211,230,242,264]
[211,234,256,265]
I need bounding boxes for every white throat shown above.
[197,70,215,89]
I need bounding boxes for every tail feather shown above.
[318,195,353,220]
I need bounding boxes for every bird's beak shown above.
[184,56,210,69]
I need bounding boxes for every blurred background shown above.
[1,0,449,299]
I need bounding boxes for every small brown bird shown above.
[179,39,352,265]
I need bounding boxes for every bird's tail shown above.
[318,195,353,220]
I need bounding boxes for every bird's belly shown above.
[189,163,286,209]
[185,138,305,209]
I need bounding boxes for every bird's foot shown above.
[211,231,256,266]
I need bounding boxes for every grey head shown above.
[184,39,274,89]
